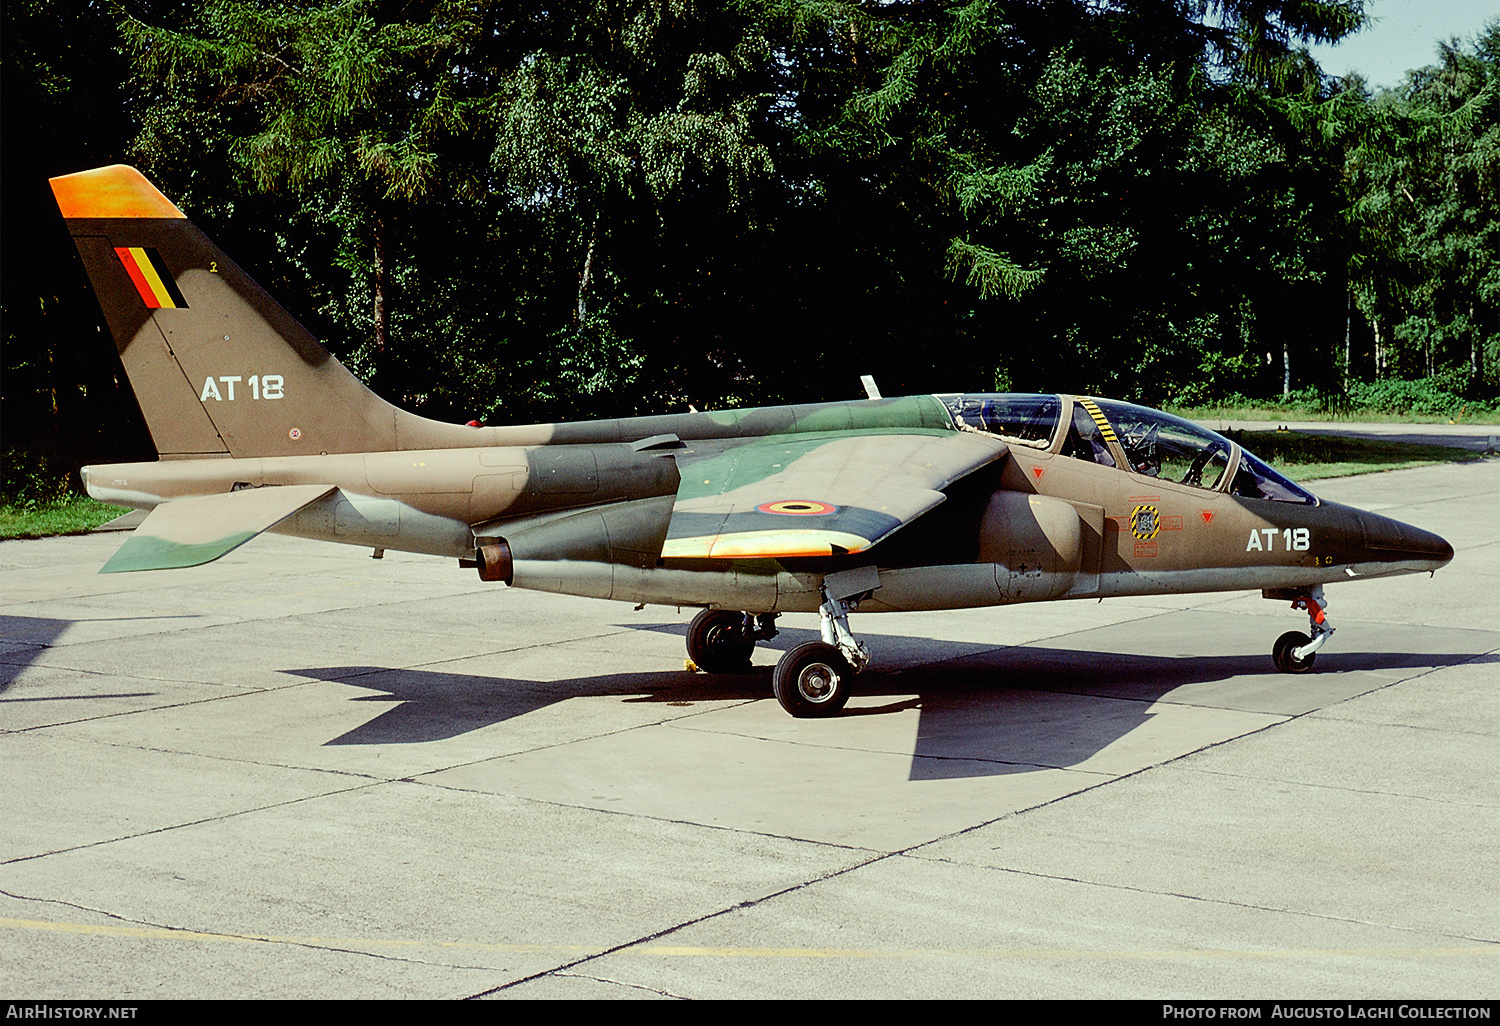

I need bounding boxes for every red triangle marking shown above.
[1199,510,1214,524]
[1031,467,1045,480]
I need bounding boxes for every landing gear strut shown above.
[771,567,879,718]
[770,579,874,717]
[684,567,879,718]
[1273,584,1335,674]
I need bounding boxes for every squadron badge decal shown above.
[1130,504,1161,541]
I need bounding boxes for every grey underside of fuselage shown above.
[264,486,1403,613]
[266,506,1382,613]
[500,560,1399,613]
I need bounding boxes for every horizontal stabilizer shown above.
[92,508,149,533]
[100,484,334,573]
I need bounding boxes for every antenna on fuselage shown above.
[860,375,882,400]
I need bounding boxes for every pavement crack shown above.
[666,719,1120,775]
[9,727,409,789]
[1,780,387,866]
[464,852,893,998]
[547,971,686,999]
[409,775,888,855]
[0,893,531,973]
[1181,760,1498,809]
[900,857,1500,947]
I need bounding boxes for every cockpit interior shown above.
[938,393,1316,505]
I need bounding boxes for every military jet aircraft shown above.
[50,165,1455,717]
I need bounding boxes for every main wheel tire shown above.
[686,609,755,673]
[773,641,854,717]
[1273,630,1316,674]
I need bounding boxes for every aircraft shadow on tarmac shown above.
[0,616,72,696]
[3,612,1488,780]
[286,624,1490,781]
[0,614,195,702]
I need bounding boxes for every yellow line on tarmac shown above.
[4,919,1496,962]
[0,918,593,955]
[625,944,1499,960]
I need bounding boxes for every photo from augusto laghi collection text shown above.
[1163,1006,1494,1020]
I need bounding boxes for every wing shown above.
[662,431,1008,560]
[100,484,334,573]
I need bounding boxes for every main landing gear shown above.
[1272,584,1336,673]
[687,568,878,718]
[686,609,780,673]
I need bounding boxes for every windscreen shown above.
[1229,450,1317,504]
[1087,398,1317,503]
[1091,399,1233,490]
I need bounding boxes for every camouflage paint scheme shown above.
[52,166,1454,715]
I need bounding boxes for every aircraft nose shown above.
[1359,510,1454,570]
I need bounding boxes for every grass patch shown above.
[0,495,129,540]
[1167,377,1500,423]
[1171,403,1500,425]
[1228,429,1486,481]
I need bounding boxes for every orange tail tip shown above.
[49,165,185,220]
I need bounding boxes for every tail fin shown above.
[51,165,421,459]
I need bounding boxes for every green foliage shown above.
[1309,21,1500,389]
[1,445,123,541]
[122,0,484,200]
[5,0,1498,477]
[2,447,77,505]
[1345,376,1498,418]
[1174,377,1498,420]
[944,238,1044,300]
[1222,429,1483,481]
[0,495,127,540]
[113,0,785,418]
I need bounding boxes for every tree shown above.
[475,0,778,416]
[119,0,783,420]
[2,0,155,495]
[121,0,507,394]
[747,0,1370,401]
[1334,21,1499,389]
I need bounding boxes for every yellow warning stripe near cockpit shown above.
[1077,397,1119,445]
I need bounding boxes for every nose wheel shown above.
[1271,585,1335,673]
[1273,631,1317,673]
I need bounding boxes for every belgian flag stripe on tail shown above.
[114,247,187,308]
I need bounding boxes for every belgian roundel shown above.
[757,500,837,516]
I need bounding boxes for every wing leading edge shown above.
[663,431,1009,559]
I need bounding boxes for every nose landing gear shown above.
[1272,584,1335,673]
